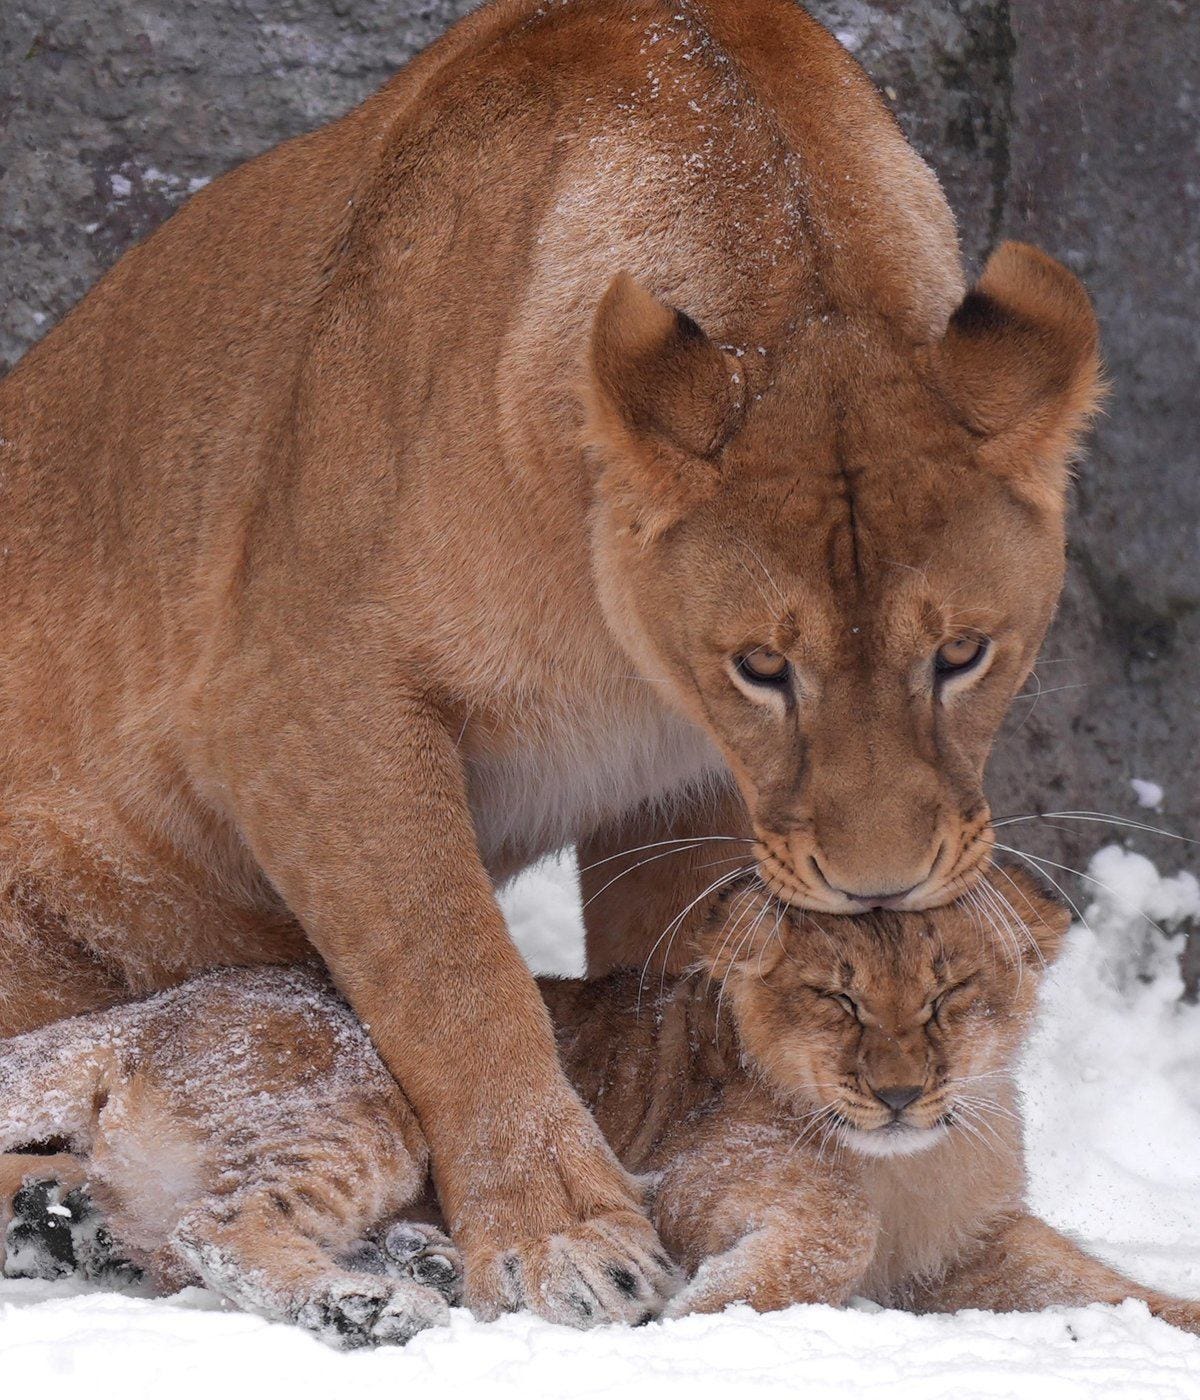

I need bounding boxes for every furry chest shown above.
[466,702,723,876]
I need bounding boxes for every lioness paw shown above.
[467,1210,680,1328]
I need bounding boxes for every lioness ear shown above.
[586,273,746,533]
[934,242,1103,512]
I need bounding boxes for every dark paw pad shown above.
[296,1279,448,1349]
[382,1221,463,1305]
[334,1240,389,1276]
[5,1180,78,1280]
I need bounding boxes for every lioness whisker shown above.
[582,841,711,909]
[993,811,1196,846]
[988,848,1093,944]
[958,888,1001,976]
[638,865,759,1007]
[758,901,787,978]
[704,885,761,997]
[978,875,1026,966]
[716,902,771,1028]
[995,842,1179,945]
[964,881,1022,978]
[987,861,1059,970]
[1010,682,1090,701]
[583,847,750,913]
[577,835,754,876]
[982,871,1045,973]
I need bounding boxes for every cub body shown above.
[3,867,1195,1343]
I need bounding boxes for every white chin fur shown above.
[844,1124,949,1159]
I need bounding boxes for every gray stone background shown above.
[1,1,1196,911]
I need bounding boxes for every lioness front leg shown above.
[217,692,673,1327]
[912,1213,1200,1334]
[651,1119,878,1317]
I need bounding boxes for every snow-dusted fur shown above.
[3,867,1196,1344]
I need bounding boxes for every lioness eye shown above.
[934,635,988,677]
[737,647,791,686]
[831,992,860,1021]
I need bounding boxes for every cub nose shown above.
[873,1084,923,1113]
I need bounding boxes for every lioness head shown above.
[585,243,1101,913]
[698,864,1070,1158]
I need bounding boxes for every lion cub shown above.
[1,865,1197,1343]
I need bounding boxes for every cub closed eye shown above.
[934,635,989,678]
[736,647,791,687]
[819,990,861,1021]
[930,978,976,1019]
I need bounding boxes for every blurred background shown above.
[1,0,1196,909]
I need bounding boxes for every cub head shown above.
[697,863,1070,1159]
[585,244,1101,913]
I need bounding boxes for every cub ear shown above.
[586,273,746,534]
[933,242,1104,512]
[697,883,783,981]
[993,863,1073,966]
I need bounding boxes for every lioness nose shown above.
[873,1084,923,1113]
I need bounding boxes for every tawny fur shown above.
[3,867,1193,1344]
[0,0,1101,1319]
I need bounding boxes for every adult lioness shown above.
[0,0,1099,1323]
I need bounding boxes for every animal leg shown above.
[651,1117,877,1318]
[0,1157,86,1278]
[173,1190,453,1348]
[214,691,674,1325]
[0,876,126,1039]
[910,1212,1200,1334]
[338,1219,464,1305]
[0,1013,121,1277]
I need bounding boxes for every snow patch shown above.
[1131,778,1165,810]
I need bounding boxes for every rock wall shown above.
[1,0,1196,883]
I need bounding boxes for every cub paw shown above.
[468,1210,681,1329]
[64,1188,141,1287]
[662,1277,740,1319]
[4,1180,142,1286]
[382,1221,464,1304]
[294,1275,450,1350]
[4,1179,76,1280]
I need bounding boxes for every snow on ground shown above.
[3,845,1200,1398]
